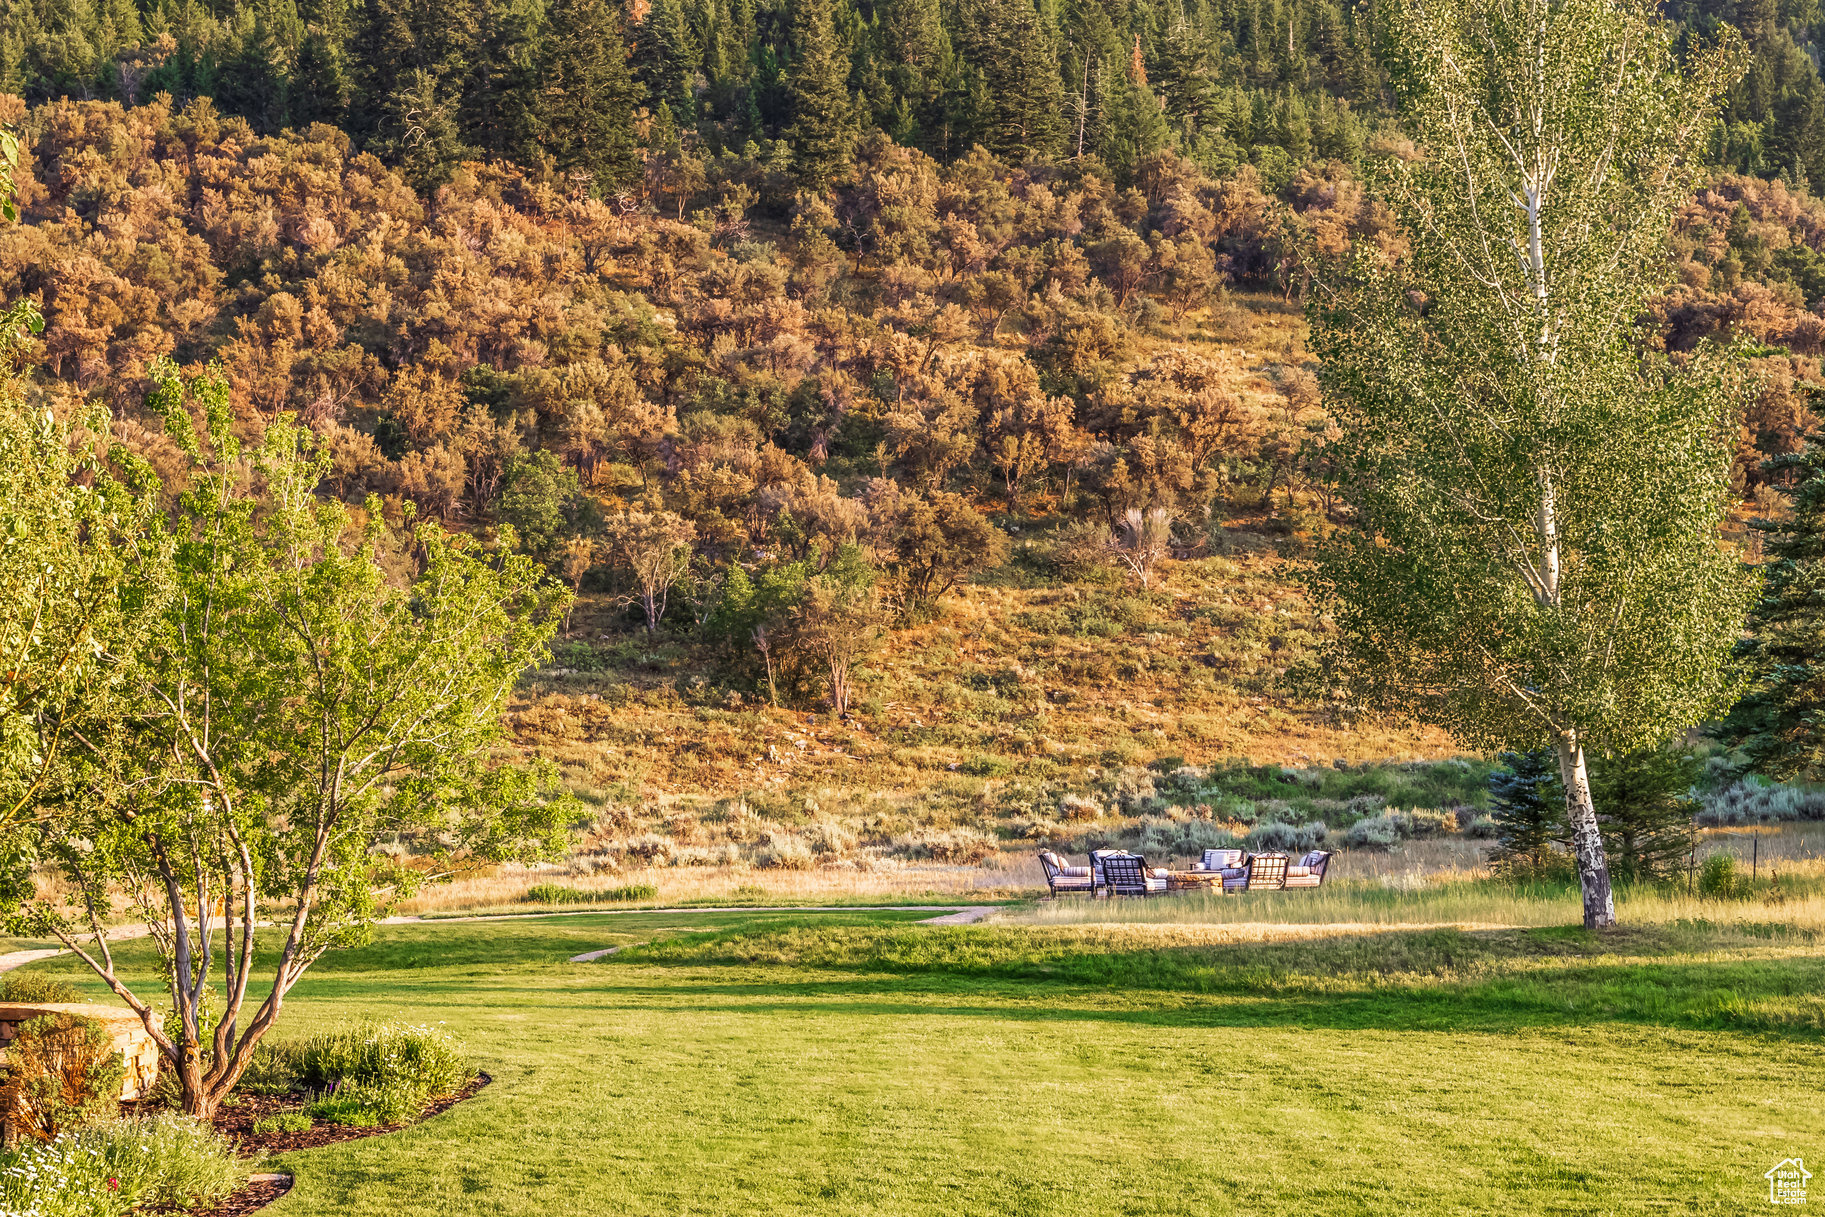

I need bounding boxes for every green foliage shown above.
[1585,748,1699,883]
[523,882,657,904]
[534,0,640,188]
[306,1077,426,1126]
[1487,750,1567,878]
[784,0,853,185]
[0,971,83,1004]
[0,1112,247,1217]
[5,379,570,1118]
[0,352,155,829]
[1724,435,1825,781]
[1489,748,1698,882]
[499,450,589,560]
[1308,0,1751,925]
[234,1042,303,1097]
[252,1110,313,1134]
[0,1014,123,1142]
[1698,852,1744,898]
[285,1020,473,1114]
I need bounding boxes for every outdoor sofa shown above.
[1101,853,1171,896]
[1283,850,1333,888]
[1037,850,1095,897]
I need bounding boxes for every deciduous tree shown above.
[1306,0,1750,927]
[5,369,570,1120]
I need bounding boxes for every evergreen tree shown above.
[973,0,1066,160]
[1724,436,1825,780]
[784,0,853,185]
[293,27,355,127]
[631,0,696,122]
[533,0,640,187]
[1487,749,1567,878]
[1585,748,1699,884]
[462,0,545,162]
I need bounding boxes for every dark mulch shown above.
[127,1072,492,1215]
[204,1072,492,1154]
[185,1174,293,1217]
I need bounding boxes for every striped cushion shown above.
[1283,875,1321,887]
[1286,865,1312,877]
[1059,866,1091,878]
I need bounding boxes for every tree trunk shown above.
[1555,733,1616,929]
[179,1038,213,1120]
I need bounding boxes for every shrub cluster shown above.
[1696,779,1825,826]
[250,1022,474,1129]
[0,974,84,1005]
[0,1015,124,1143]
[523,882,658,905]
[0,1112,247,1217]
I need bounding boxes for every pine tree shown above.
[973,0,1066,160]
[1487,749,1567,879]
[1585,748,1698,884]
[462,0,545,162]
[631,0,695,122]
[534,0,640,187]
[1724,436,1825,780]
[785,0,853,186]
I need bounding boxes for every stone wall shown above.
[0,1003,163,1100]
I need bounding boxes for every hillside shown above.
[3,94,1823,893]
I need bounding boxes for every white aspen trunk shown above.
[1555,732,1616,929]
[1521,152,1615,928]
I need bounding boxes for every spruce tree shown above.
[785,0,853,186]
[631,0,696,122]
[1487,749,1566,879]
[974,0,1066,160]
[1725,435,1825,780]
[534,0,640,187]
[1585,748,1698,884]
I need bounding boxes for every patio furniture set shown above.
[1036,847,1332,898]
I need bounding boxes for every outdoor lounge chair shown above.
[1089,849,1129,892]
[1220,854,1254,892]
[1282,850,1332,888]
[1246,853,1289,890]
[1198,849,1245,871]
[1102,853,1170,896]
[1037,851,1095,897]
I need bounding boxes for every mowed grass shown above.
[17,908,1825,1215]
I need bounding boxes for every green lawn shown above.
[23,910,1825,1215]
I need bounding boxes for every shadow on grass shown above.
[600,921,1825,1039]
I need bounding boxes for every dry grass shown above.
[393,855,1042,915]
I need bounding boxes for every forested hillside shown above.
[5,0,1825,192]
[3,0,1825,841]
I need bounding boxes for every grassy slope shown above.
[23,911,1820,1215]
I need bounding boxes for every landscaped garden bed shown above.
[0,1017,488,1217]
[185,1070,493,1157]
